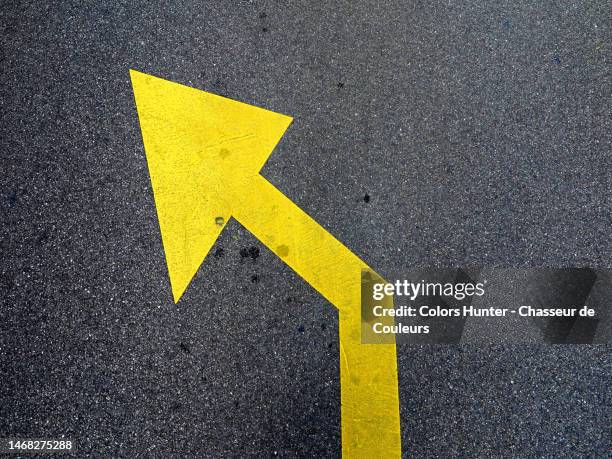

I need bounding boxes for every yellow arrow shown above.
[130,70,401,457]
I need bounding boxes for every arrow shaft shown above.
[232,175,401,458]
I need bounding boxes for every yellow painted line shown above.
[130,69,401,458]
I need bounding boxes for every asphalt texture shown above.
[1,1,610,457]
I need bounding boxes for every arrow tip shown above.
[130,70,292,303]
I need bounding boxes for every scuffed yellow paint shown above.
[130,69,401,458]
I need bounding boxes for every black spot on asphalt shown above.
[337,81,344,88]
[170,402,182,412]
[286,296,294,303]
[250,274,259,283]
[179,343,191,354]
[214,247,224,258]
[1,274,15,292]
[321,323,327,331]
[258,12,267,19]
[261,27,268,33]
[8,191,17,207]
[297,325,305,333]
[35,231,49,246]
[240,246,260,261]
[554,55,561,64]
[363,194,370,203]
[248,246,260,260]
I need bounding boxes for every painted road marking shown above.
[130,70,401,458]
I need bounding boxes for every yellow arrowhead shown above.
[130,69,292,302]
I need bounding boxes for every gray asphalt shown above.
[1,0,610,457]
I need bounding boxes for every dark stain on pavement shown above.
[7,190,17,208]
[240,246,260,261]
